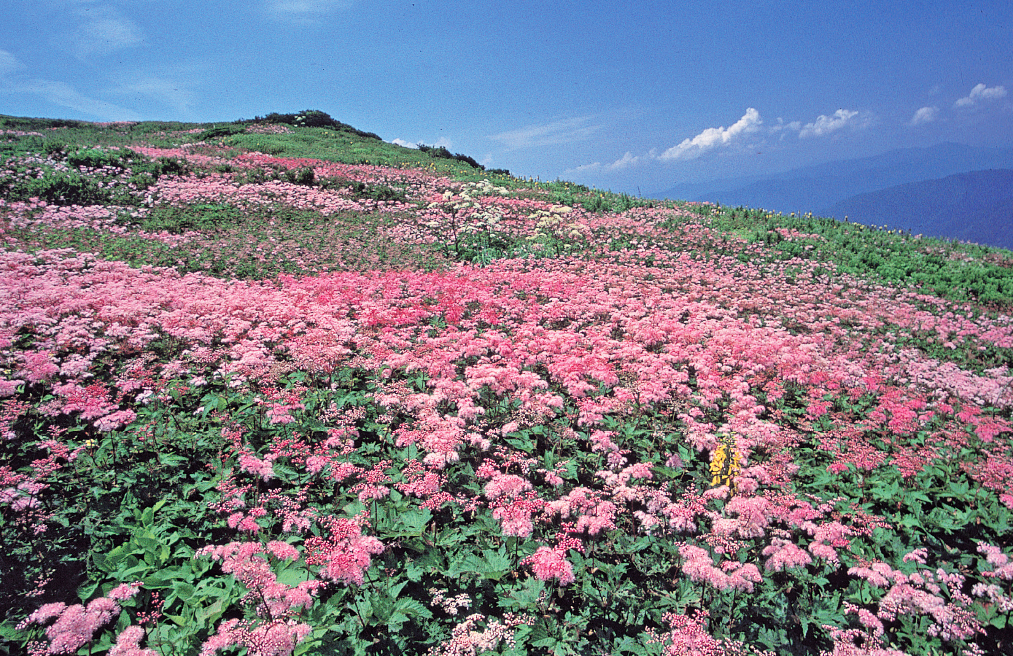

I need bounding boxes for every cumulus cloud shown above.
[768,117,802,140]
[798,109,861,138]
[658,108,761,161]
[569,104,873,178]
[909,106,939,125]
[769,118,802,132]
[489,116,601,150]
[392,136,452,149]
[608,151,642,170]
[955,83,1007,107]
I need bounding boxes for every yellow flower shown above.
[709,434,742,492]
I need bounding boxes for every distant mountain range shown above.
[650,143,1013,250]
[823,169,1013,250]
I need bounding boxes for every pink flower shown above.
[650,610,728,656]
[18,602,66,628]
[109,625,158,656]
[483,474,531,500]
[20,351,60,383]
[304,513,384,586]
[679,545,762,593]
[238,453,275,481]
[762,538,812,572]
[94,409,137,432]
[107,581,142,601]
[0,378,24,397]
[201,618,311,656]
[525,546,575,586]
[978,543,1013,579]
[39,597,121,654]
[266,541,300,561]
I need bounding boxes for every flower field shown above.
[2,113,1013,655]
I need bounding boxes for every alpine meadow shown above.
[3,111,1013,656]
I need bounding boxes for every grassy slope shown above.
[3,112,1013,656]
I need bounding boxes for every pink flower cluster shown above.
[20,583,140,654]
[523,546,575,586]
[197,541,319,619]
[848,554,984,643]
[647,610,773,656]
[196,541,318,656]
[200,618,311,656]
[679,544,763,593]
[303,512,384,586]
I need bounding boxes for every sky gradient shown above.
[2,0,1010,194]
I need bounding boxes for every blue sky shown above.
[1,0,1010,193]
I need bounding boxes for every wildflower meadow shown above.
[2,111,1013,656]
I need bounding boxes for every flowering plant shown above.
[2,115,1012,656]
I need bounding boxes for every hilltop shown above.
[2,111,1013,656]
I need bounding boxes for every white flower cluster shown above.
[529,204,584,240]
[429,181,510,229]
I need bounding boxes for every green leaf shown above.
[404,561,425,582]
[172,580,196,601]
[388,508,432,538]
[165,613,187,627]
[196,598,227,625]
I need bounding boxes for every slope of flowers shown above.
[2,125,1012,656]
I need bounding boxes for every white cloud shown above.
[769,117,802,140]
[658,108,761,161]
[799,108,860,138]
[73,7,142,58]
[563,161,603,176]
[770,118,802,133]
[910,106,939,125]
[489,116,601,150]
[608,151,641,170]
[389,136,451,149]
[955,83,1007,107]
[0,49,22,77]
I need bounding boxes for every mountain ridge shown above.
[651,142,1013,213]
[820,168,1013,250]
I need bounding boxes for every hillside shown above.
[821,169,1013,250]
[2,112,1013,656]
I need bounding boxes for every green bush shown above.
[196,125,248,141]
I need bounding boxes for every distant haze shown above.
[651,143,1013,250]
[824,170,1013,250]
